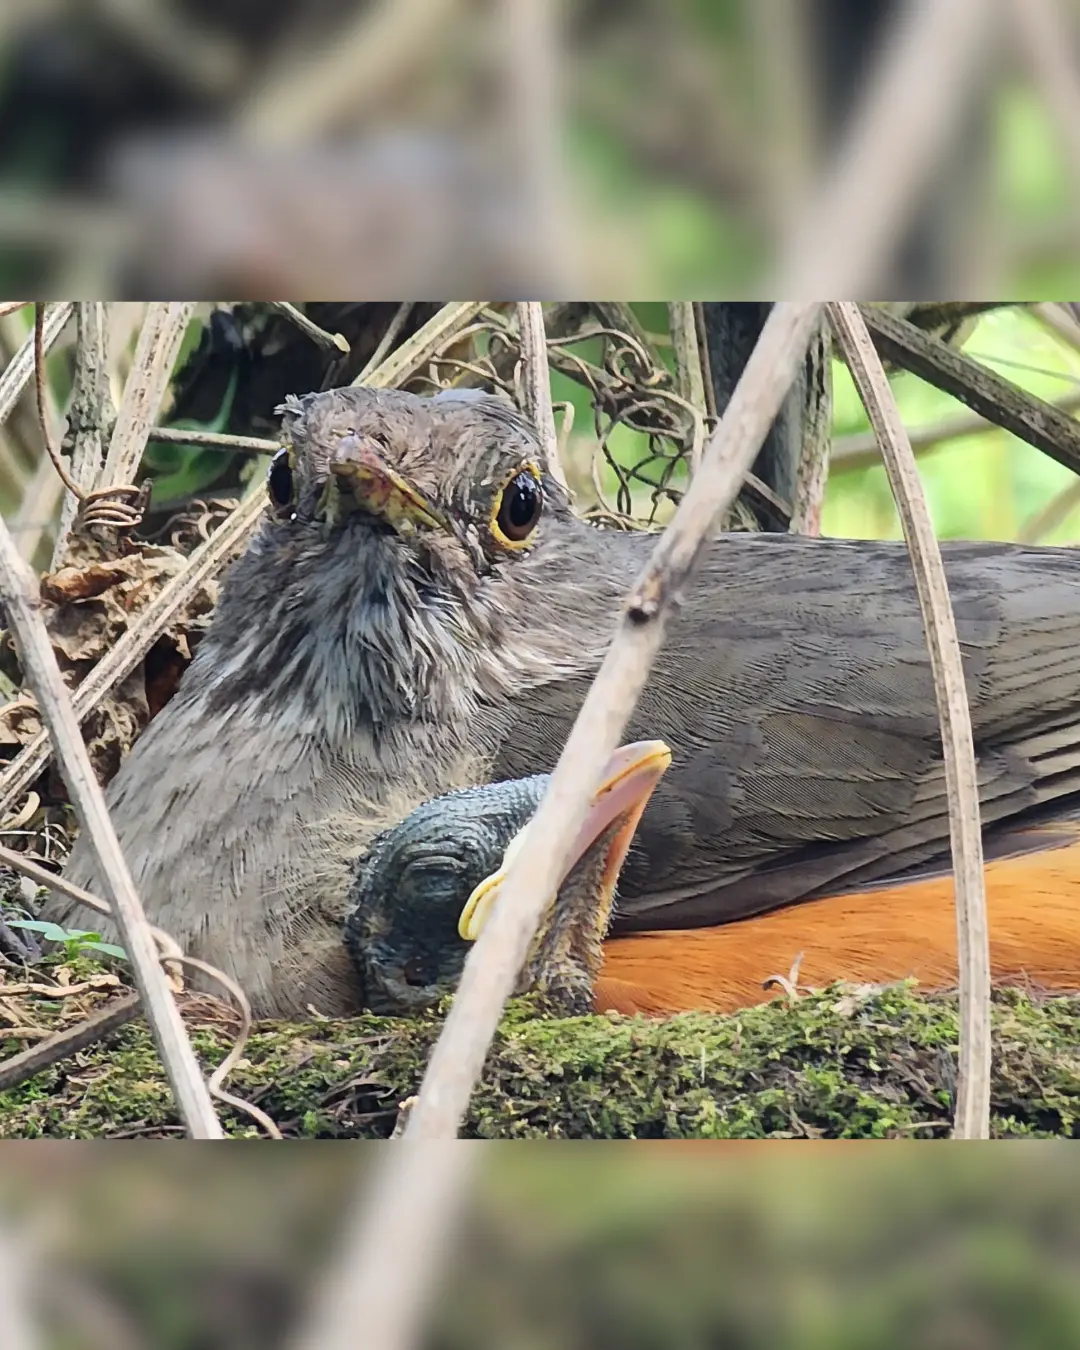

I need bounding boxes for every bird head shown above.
[272,385,570,581]
[199,386,589,734]
[346,740,671,1015]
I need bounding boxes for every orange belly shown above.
[595,837,1080,1016]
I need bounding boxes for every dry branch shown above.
[0,994,141,1094]
[54,302,113,565]
[516,303,565,488]
[355,302,414,385]
[832,389,1080,471]
[789,320,833,535]
[147,426,278,455]
[0,516,221,1137]
[0,303,72,432]
[828,302,990,1140]
[859,306,1080,477]
[668,303,708,475]
[352,301,489,389]
[268,302,350,354]
[101,303,196,485]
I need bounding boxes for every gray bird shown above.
[52,385,1080,1018]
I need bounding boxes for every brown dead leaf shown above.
[39,562,134,604]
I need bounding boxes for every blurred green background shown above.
[9,1145,1080,1348]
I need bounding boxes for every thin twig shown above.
[859,305,1080,477]
[0,303,73,433]
[32,306,81,498]
[268,302,350,354]
[0,517,221,1138]
[353,301,489,390]
[516,303,566,489]
[789,320,834,535]
[355,302,414,385]
[53,303,113,566]
[668,303,708,474]
[413,304,818,1141]
[831,389,1080,471]
[0,993,141,1093]
[1032,301,1080,353]
[147,426,278,455]
[101,302,196,486]
[828,302,990,1141]
[1018,478,1080,544]
[773,0,999,294]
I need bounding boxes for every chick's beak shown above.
[458,739,672,942]
[328,433,448,534]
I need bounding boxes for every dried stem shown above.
[789,320,834,535]
[101,302,196,486]
[147,426,278,455]
[668,303,708,474]
[54,302,113,566]
[828,301,990,1141]
[1018,478,1080,544]
[355,302,414,385]
[352,301,489,389]
[0,994,142,1094]
[268,302,350,354]
[0,303,73,432]
[859,305,1080,477]
[32,306,81,498]
[832,389,1080,471]
[516,303,566,488]
[0,516,221,1137]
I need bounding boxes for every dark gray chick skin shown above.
[346,775,548,1015]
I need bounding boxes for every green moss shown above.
[2,980,1079,1138]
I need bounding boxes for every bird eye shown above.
[492,466,543,547]
[267,446,295,517]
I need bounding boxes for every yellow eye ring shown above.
[489,462,544,549]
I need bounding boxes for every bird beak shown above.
[458,739,672,942]
[328,434,448,534]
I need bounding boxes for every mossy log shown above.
[2,966,1079,1138]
